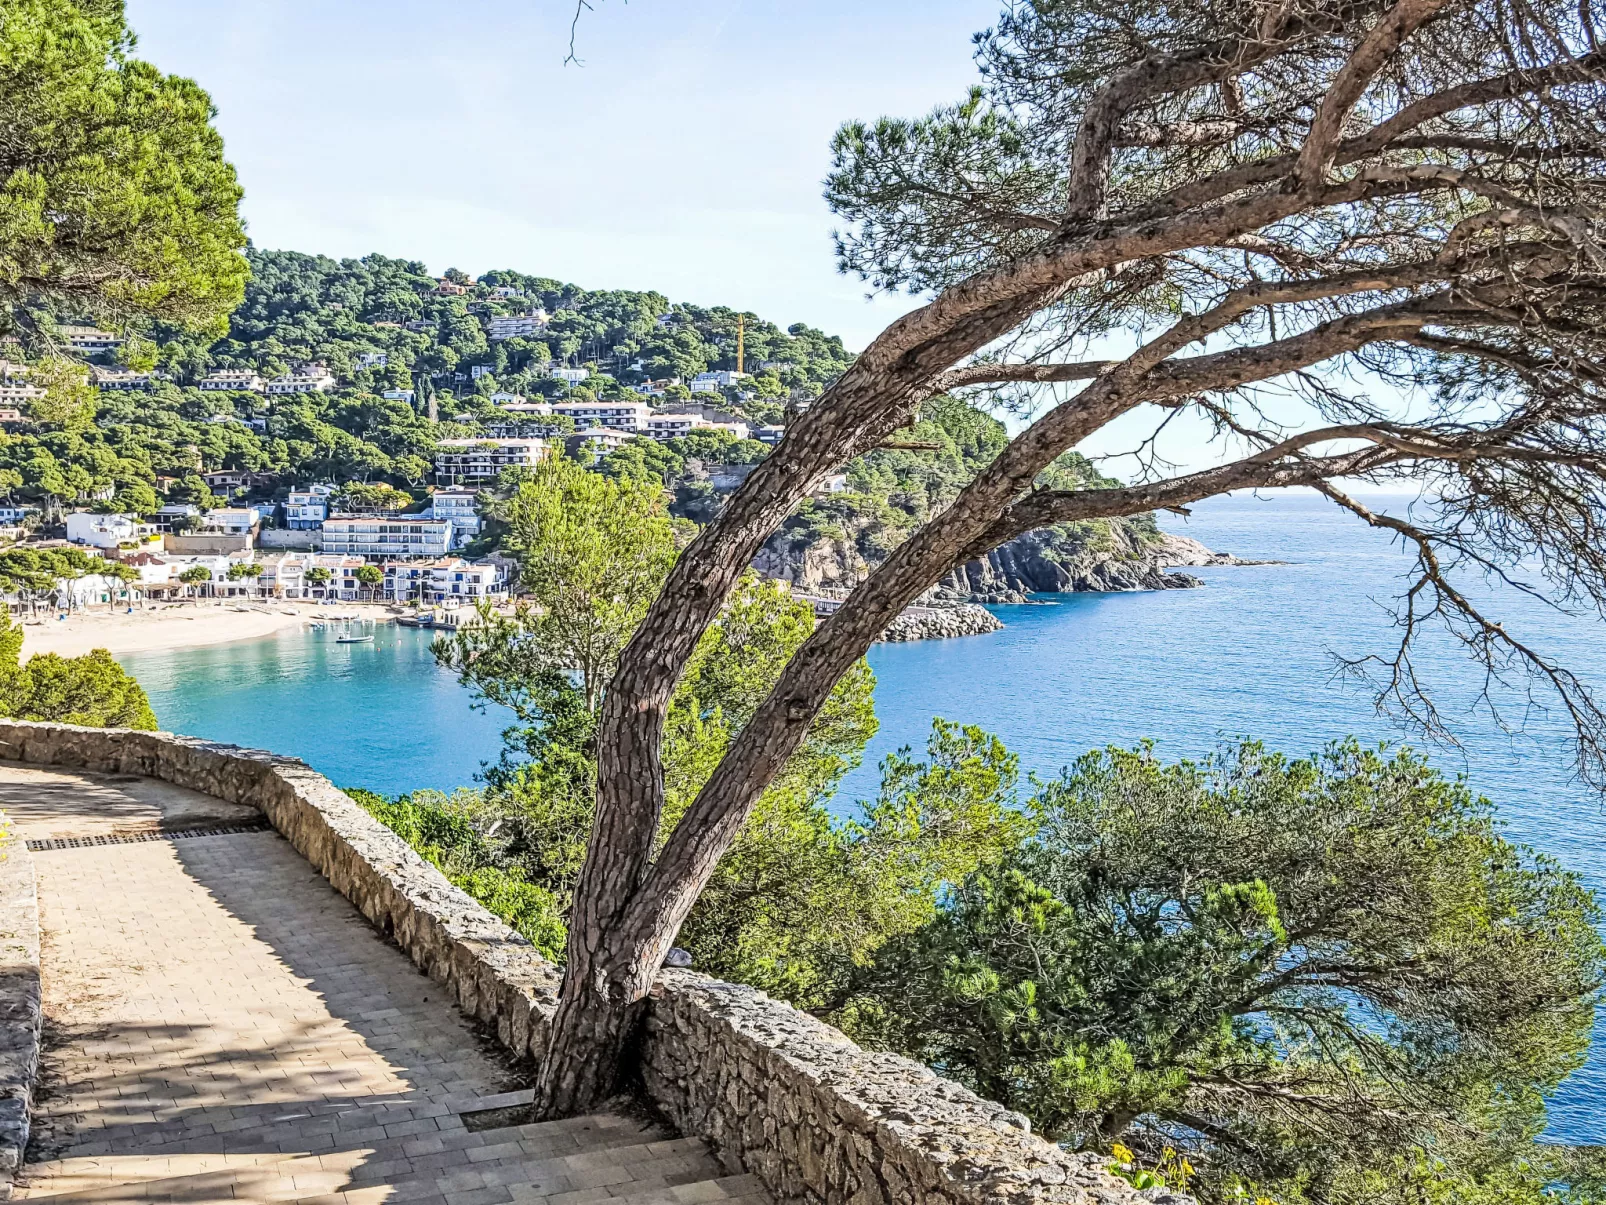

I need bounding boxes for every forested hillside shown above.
[0,248,853,511]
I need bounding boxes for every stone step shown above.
[16,1110,718,1203]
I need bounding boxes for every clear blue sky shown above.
[126,0,997,353]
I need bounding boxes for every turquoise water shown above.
[121,492,1606,1141]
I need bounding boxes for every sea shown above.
[119,491,1606,1141]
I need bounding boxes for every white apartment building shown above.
[487,314,549,341]
[355,351,388,370]
[198,369,266,392]
[59,326,123,354]
[266,364,337,394]
[428,489,481,547]
[92,368,151,391]
[284,484,335,530]
[434,438,547,486]
[384,558,507,604]
[645,414,708,441]
[549,366,591,386]
[0,382,43,408]
[200,508,259,535]
[382,388,416,403]
[323,517,453,560]
[570,427,632,455]
[65,512,143,549]
[690,370,750,393]
[553,400,650,431]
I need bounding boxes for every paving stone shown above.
[5,764,769,1205]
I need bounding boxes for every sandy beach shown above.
[18,602,397,659]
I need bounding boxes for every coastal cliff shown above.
[755,515,1226,605]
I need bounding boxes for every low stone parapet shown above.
[0,722,1172,1205]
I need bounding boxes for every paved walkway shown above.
[2,763,767,1205]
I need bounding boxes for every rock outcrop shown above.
[880,603,1003,642]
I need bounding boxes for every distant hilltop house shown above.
[487,312,549,341]
[487,284,523,298]
[382,388,416,404]
[469,364,494,380]
[690,370,750,394]
[266,364,336,394]
[354,351,388,370]
[92,367,152,391]
[433,437,548,487]
[202,468,274,494]
[434,279,468,296]
[198,369,266,393]
[631,378,681,398]
[57,326,123,355]
[548,366,590,386]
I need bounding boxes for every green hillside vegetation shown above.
[0,247,854,516]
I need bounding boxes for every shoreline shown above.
[17,602,398,659]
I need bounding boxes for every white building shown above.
[487,314,549,341]
[149,503,199,533]
[0,505,39,526]
[284,484,336,530]
[198,369,266,392]
[553,400,650,431]
[59,326,123,355]
[428,489,481,547]
[200,508,259,536]
[0,382,43,408]
[385,558,508,605]
[383,388,417,404]
[355,351,388,370]
[549,366,591,386]
[569,427,632,455]
[754,425,785,446]
[645,414,709,441]
[92,368,151,391]
[690,370,750,393]
[266,364,337,394]
[434,438,547,486]
[66,512,142,549]
[322,517,454,560]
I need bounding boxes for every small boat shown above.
[335,634,373,644]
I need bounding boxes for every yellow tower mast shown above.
[736,315,745,375]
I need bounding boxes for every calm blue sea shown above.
[120,491,1606,1141]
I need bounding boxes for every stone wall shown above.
[0,827,38,1200]
[0,722,1170,1205]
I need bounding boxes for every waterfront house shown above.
[384,557,508,605]
[323,517,453,560]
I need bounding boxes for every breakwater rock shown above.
[880,603,1003,642]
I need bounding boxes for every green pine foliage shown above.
[0,610,154,729]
